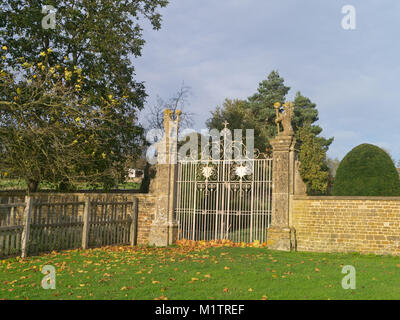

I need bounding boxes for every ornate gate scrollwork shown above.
[175,128,273,243]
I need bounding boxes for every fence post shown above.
[82,196,91,250]
[130,198,138,246]
[21,196,33,258]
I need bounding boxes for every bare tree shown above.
[146,83,194,132]
[326,157,340,177]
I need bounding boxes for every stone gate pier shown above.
[148,109,181,246]
[267,102,306,251]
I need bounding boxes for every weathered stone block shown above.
[267,226,296,251]
[149,220,178,247]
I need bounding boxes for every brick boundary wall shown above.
[292,196,400,255]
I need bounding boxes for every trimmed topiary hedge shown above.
[332,143,400,196]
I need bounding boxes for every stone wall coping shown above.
[294,195,400,201]
[134,193,157,200]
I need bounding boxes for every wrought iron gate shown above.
[175,157,273,243]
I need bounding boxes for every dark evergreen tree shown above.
[206,70,333,194]
[333,144,400,196]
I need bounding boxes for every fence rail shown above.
[0,195,138,258]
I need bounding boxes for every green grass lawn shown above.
[0,179,140,191]
[0,179,27,190]
[1,245,400,300]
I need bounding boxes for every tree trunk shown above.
[27,179,39,194]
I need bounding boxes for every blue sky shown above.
[136,0,400,161]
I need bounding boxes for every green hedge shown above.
[333,143,400,196]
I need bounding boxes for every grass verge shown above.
[1,245,400,300]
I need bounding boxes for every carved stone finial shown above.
[274,102,282,134]
[176,109,182,124]
[274,101,294,136]
[163,109,174,132]
[163,109,182,131]
[223,120,229,129]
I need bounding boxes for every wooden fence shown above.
[0,195,138,258]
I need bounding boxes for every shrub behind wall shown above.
[332,143,400,196]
